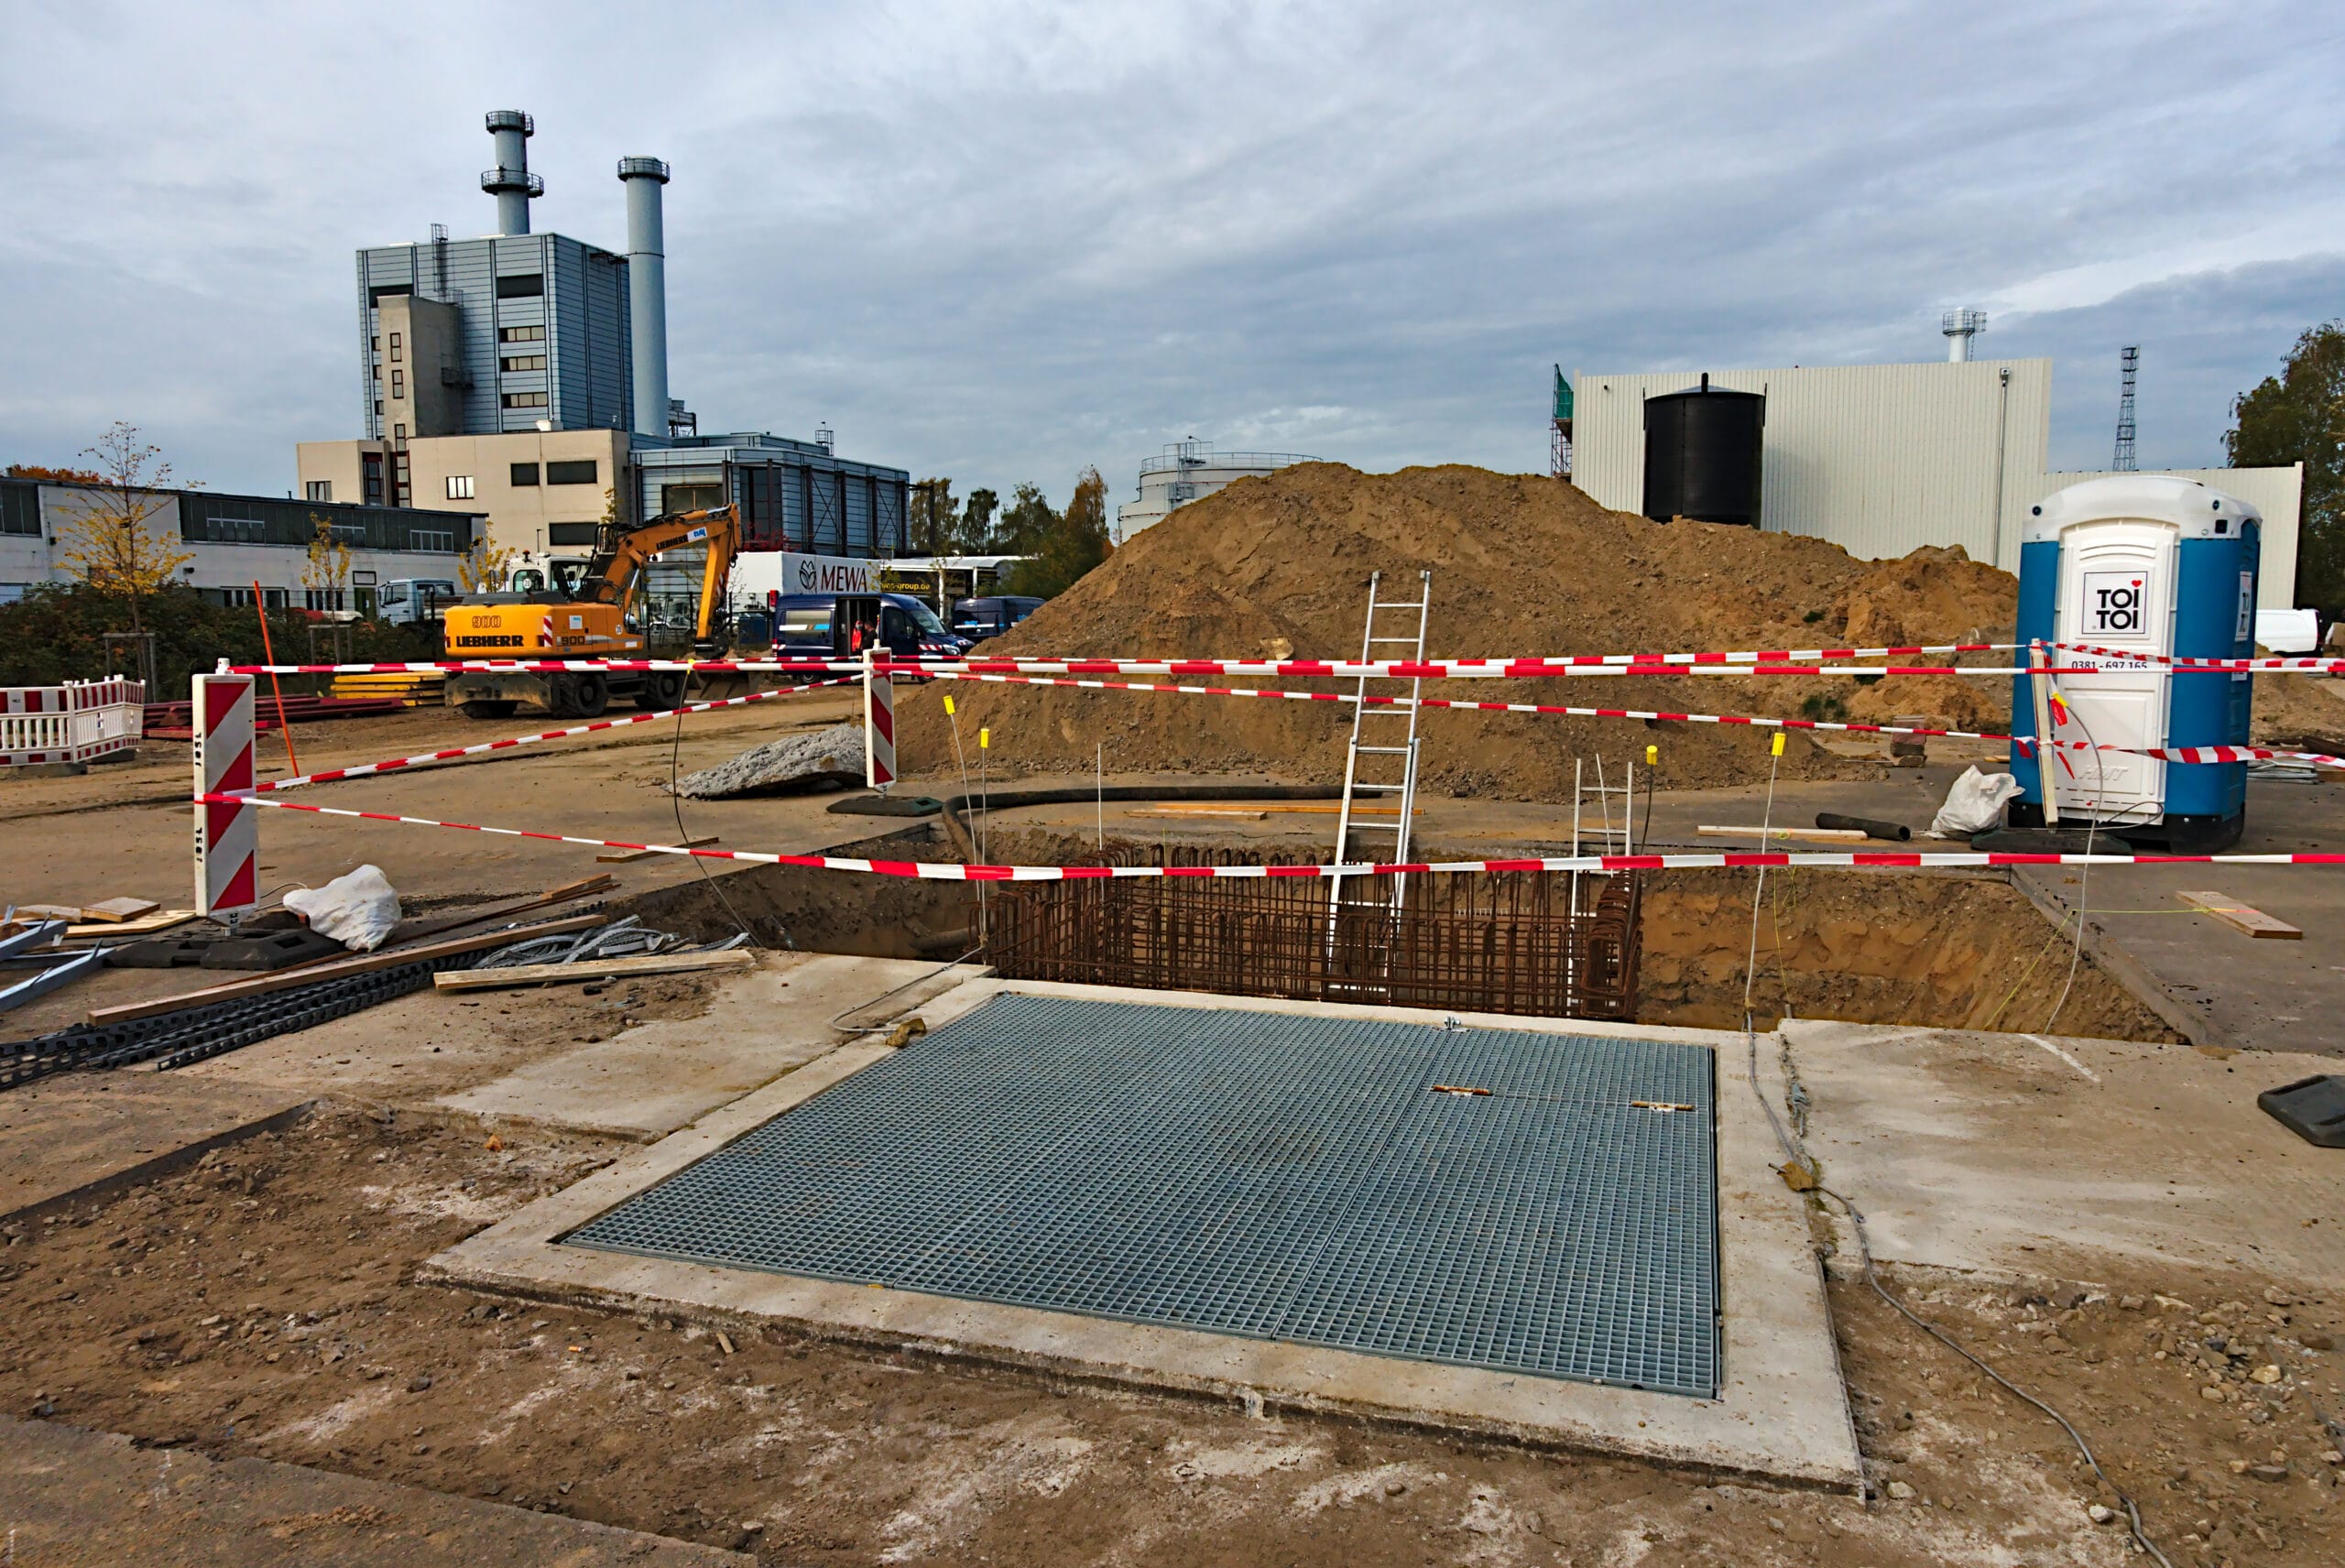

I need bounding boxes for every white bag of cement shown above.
[283,864,400,952]
[1929,768,2023,838]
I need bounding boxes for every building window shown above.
[445,475,475,500]
[362,453,383,505]
[502,391,549,409]
[495,273,544,299]
[373,400,383,417]
[304,588,347,612]
[372,336,380,352]
[498,324,546,343]
[510,462,540,486]
[304,480,333,503]
[388,332,403,363]
[546,459,598,485]
[501,354,546,372]
[548,522,598,546]
[409,529,456,552]
[390,369,405,398]
[372,364,381,382]
[392,452,410,508]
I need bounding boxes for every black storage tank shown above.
[1642,374,1765,528]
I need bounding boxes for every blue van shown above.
[769,592,972,663]
[952,594,1045,641]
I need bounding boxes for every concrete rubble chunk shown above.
[670,724,866,799]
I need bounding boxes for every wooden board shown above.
[1122,804,1417,818]
[64,909,197,938]
[76,898,161,923]
[1696,824,1870,843]
[1120,808,1269,821]
[432,949,755,992]
[84,913,607,1026]
[598,836,717,863]
[2175,890,2302,940]
[387,875,619,944]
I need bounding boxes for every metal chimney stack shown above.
[617,157,671,440]
[481,110,541,235]
[1941,307,1988,364]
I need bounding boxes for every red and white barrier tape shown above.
[191,791,2345,877]
[2050,642,2345,674]
[913,670,2345,770]
[250,678,857,793]
[229,656,2085,680]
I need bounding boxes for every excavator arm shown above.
[579,504,741,643]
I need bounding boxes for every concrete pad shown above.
[0,1073,312,1224]
[2007,778,2345,1056]
[423,974,1861,1490]
[428,952,972,1139]
[1780,1018,2345,1289]
[0,1416,751,1566]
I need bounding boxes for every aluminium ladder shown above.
[1325,570,1432,995]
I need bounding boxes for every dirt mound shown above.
[897,464,2017,798]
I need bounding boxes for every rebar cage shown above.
[985,846,1641,1021]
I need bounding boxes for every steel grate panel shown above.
[567,994,1718,1396]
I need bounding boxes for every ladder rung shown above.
[1354,745,1411,755]
[1344,821,1404,832]
[1349,782,1408,791]
[1369,637,1420,644]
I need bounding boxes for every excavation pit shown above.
[426,975,1860,1487]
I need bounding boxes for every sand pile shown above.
[896,463,2017,798]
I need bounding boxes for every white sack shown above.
[1928,768,2024,838]
[283,864,400,952]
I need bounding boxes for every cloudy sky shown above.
[1,1,2338,510]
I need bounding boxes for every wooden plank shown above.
[432,949,755,992]
[387,875,619,944]
[1121,808,1268,821]
[64,909,197,938]
[76,898,161,923]
[598,836,716,863]
[84,913,607,1026]
[2175,890,2302,940]
[1123,804,1419,818]
[1696,824,1870,843]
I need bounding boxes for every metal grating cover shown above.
[568,993,1718,1396]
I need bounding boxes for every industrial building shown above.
[298,112,909,561]
[0,475,481,609]
[1117,440,1320,535]
[1566,345,2305,609]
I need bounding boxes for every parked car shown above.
[951,595,1045,641]
[769,592,972,666]
[376,578,458,626]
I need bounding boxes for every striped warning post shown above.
[865,649,896,791]
[192,672,257,920]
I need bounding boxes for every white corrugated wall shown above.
[1569,360,2053,574]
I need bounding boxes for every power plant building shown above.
[300,111,908,561]
[1566,355,2306,608]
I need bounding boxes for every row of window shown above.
[500,324,545,343]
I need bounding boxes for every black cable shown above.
[670,694,769,949]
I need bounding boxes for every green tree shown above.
[994,482,1059,557]
[958,486,999,553]
[51,422,193,658]
[910,477,959,556]
[2227,320,2345,612]
[1001,467,1112,599]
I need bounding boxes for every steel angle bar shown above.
[0,948,106,1015]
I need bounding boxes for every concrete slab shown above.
[1779,1018,2345,1289]
[2008,778,2345,1055]
[0,1073,312,1224]
[428,952,975,1139]
[0,1416,752,1566]
[422,974,1862,1490]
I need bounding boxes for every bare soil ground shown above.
[1,1103,2338,1566]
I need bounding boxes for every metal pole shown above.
[2029,638,2061,828]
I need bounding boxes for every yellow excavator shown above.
[442,504,741,719]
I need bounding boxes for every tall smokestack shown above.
[481,110,540,235]
[617,156,671,440]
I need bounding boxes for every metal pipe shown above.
[618,157,671,439]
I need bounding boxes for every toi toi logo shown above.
[2087,574,2146,635]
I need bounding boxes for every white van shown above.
[377,579,458,626]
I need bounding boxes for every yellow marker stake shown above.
[979,728,990,749]
[1646,744,1657,767]
[943,695,955,715]
[1771,733,1786,757]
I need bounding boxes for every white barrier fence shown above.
[0,679,146,767]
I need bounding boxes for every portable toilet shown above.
[2009,475,2258,850]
